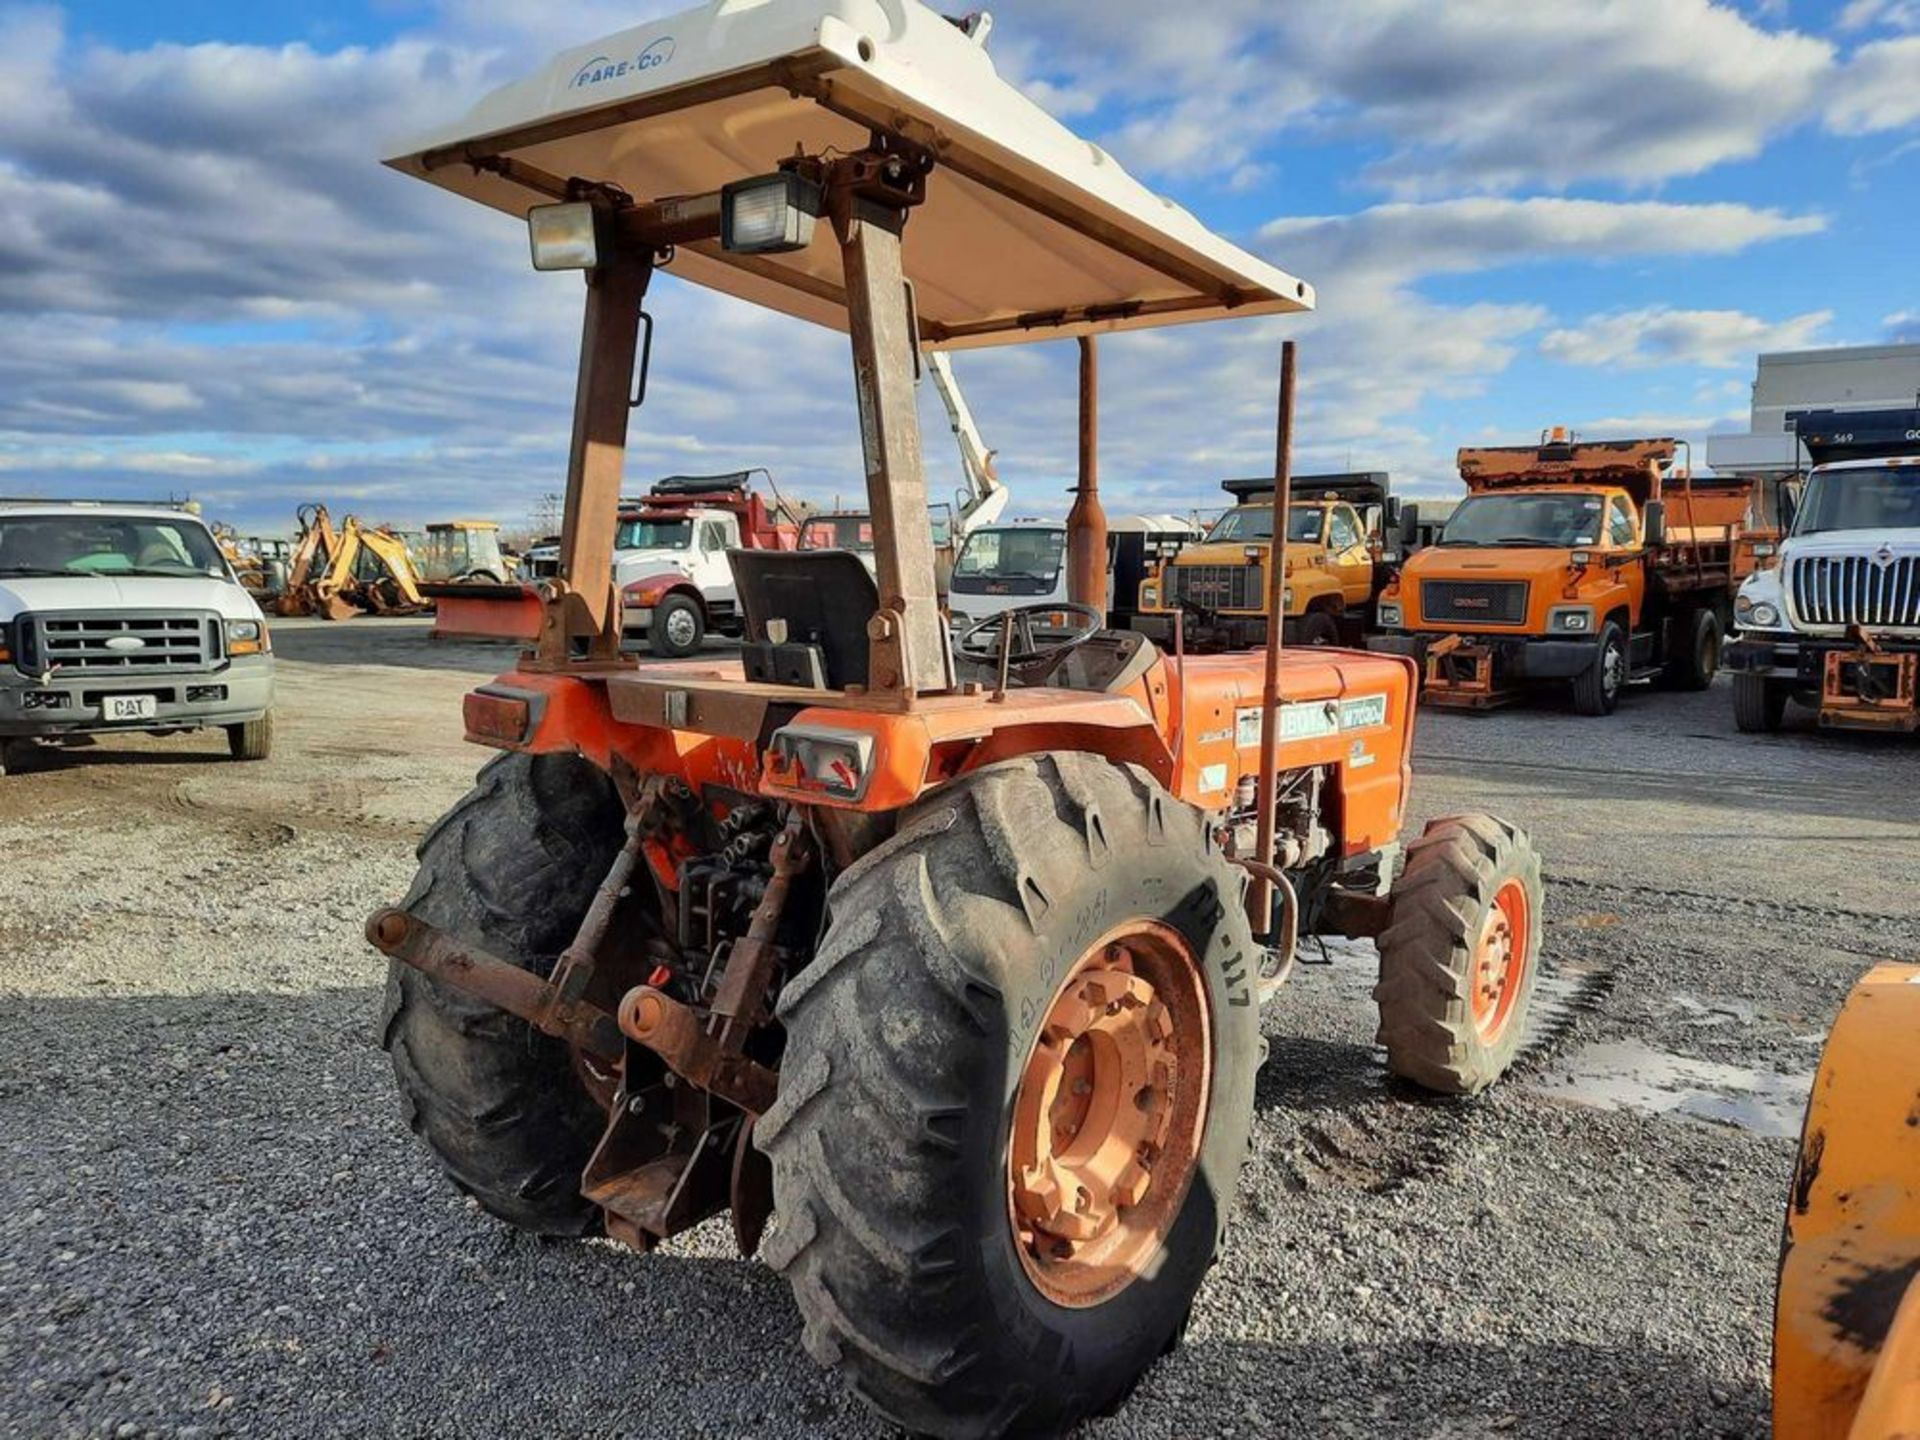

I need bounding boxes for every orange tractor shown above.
[369,6,1547,1436]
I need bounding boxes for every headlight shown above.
[527,202,601,272]
[1377,602,1403,629]
[1736,597,1781,628]
[721,173,824,255]
[1547,606,1593,634]
[1139,583,1160,608]
[226,618,269,655]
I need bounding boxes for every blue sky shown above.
[5,0,1917,532]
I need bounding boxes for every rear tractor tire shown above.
[1375,814,1544,1097]
[380,752,627,1236]
[759,752,1260,1439]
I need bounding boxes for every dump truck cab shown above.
[1372,432,1753,714]
[1727,409,1920,733]
[613,474,794,657]
[369,7,1547,1436]
[1134,472,1403,649]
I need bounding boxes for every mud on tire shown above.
[1375,814,1544,1097]
[757,752,1260,1440]
[380,752,625,1236]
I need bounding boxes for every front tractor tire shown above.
[1375,815,1544,1097]
[758,753,1260,1439]
[380,752,626,1236]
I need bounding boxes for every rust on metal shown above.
[365,907,625,1063]
[1249,340,1296,937]
[829,143,951,698]
[617,986,779,1116]
[1066,335,1108,619]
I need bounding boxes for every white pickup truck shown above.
[0,501,275,772]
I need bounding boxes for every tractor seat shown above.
[729,548,879,691]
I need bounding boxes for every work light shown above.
[527,202,601,271]
[721,173,823,255]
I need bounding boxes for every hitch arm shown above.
[367,908,626,1064]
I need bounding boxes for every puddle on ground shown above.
[1529,1040,1809,1138]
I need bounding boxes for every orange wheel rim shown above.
[1470,878,1531,1043]
[1008,921,1210,1309]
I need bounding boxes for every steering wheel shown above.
[956,602,1105,668]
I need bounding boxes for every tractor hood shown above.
[384,0,1313,349]
[0,574,261,625]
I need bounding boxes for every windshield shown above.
[615,518,692,551]
[954,527,1066,583]
[802,516,874,552]
[1795,466,1920,535]
[1203,506,1324,544]
[1439,492,1605,547]
[0,514,227,577]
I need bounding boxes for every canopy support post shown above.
[833,177,952,699]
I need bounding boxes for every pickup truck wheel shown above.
[1571,622,1627,716]
[1733,673,1789,733]
[1297,610,1341,647]
[225,713,273,761]
[649,594,704,659]
[1664,609,1722,691]
[1376,814,1544,1096]
[381,752,626,1236]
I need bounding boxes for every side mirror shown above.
[1398,502,1420,549]
[1384,497,1404,530]
[1643,500,1667,549]
[1780,489,1799,534]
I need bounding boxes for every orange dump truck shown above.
[1369,432,1762,714]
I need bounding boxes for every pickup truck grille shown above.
[1168,564,1257,611]
[1420,580,1530,627]
[1788,553,1920,630]
[20,612,217,675]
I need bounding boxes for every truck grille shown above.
[22,612,216,675]
[1168,565,1257,611]
[1788,553,1920,630]
[1421,580,1530,627]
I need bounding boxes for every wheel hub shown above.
[1470,877,1531,1042]
[1008,924,1209,1308]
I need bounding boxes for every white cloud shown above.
[1887,311,1920,342]
[975,0,1836,191]
[1262,198,1828,287]
[1541,306,1833,370]
[1825,37,1920,132]
[1838,0,1920,30]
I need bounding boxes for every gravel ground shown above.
[3,619,1917,1439]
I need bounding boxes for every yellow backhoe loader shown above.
[277,504,429,620]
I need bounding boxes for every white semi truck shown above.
[1727,408,1920,734]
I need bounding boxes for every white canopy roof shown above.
[386,0,1313,350]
